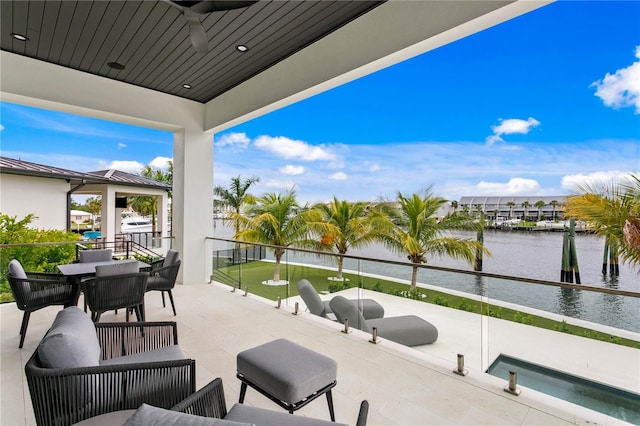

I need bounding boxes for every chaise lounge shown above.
[296,279,384,320]
[329,295,438,346]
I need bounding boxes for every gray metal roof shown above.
[88,169,171,190]
[0,156,170,190]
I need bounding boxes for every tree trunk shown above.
[337,256,344,280]
[410,265,418,291]
[273,250,283,282]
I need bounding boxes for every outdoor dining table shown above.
[57,260,150,307]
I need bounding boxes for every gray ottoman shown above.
[236,338,338,421]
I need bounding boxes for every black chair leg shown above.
[239,382,248,403]
[167,291,177,316]
[161,292,166,307]
[125,307,130,322]
[19,311,31,348]
[326,390,336,422]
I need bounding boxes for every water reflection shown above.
[557,287,583,318]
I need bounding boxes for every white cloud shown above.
[280,165,304,175]
[106,160,144,174]
[591,45,640,114]
[149,156,172,170]
[561,170,636,191]
[486,117,541,145]
[367,162,381,172]
[216,132,250,148]
[329,172,348,181]
[118,142,126,149]
[476,178,543,195]
[263,178,295,190]
[0,124,4,131]
[254,135,336,161]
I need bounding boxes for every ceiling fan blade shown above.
[185,12,209,54]
[174,1,259,14]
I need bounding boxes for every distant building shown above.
[457,196,567,221]
[70,210,93,224]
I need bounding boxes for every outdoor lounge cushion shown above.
[37,306,100,368]
[329,295,438,346]
[100,345,186,366]
[123,404,252,426]
[79,249,113,263]
[225,403,348,426]
[236,338,337,404]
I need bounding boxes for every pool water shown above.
[487,354,640,424]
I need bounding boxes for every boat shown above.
[120,210,153,233]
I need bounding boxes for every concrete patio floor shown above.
[2,282,638,425]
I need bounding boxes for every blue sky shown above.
[1,1,639,204]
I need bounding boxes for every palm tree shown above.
[450,200,458,212]
[549,200,560,221]
[234,190,331,282]
[131,162,173,233]
[506,201,516,219]
[521,201,531,221]
[214,175,260,239]
[534,200,546,221]
[316,197,376,280]
[84,196,102,231]
[564,174,640,266]
[371,190,489,290]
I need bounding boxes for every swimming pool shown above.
[487,354,640,424]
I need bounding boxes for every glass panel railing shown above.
[206,237,639,398]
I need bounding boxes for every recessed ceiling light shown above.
[10,33,28,41]
[107,61,125,70]
[182,84,192,89]
[236,45,249,52]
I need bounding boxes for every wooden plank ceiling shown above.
[0,1,383,103]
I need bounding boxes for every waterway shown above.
[213,221,640,333]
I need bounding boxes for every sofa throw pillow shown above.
[38,306,101,368]
[8,259,28,279]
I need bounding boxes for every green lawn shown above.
[215,260,640,349]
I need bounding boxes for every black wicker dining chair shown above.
[82,260,148,322]
[145,250,181,315]
[6,259,79,348]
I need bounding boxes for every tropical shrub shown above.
[0,213,80,303]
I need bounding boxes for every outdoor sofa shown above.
[25,306,195,426]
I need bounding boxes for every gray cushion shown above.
[38,306,100,368]
[329,295,369,331]
[100,345,185,366]
[329,296,438,346]
[163,250,180,267]
[123,403,252,426]
[95,259,139,277]
[367,315,438,346]
[79,249,113,263]
[8,259,27,279]
[226,403,348,426]
[236,338,337,404]
[146,275,171,291]
[296,279,327,317]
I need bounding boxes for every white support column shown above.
[172,127,214,285]
[158,192,169,239]
[101,187,117,244]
